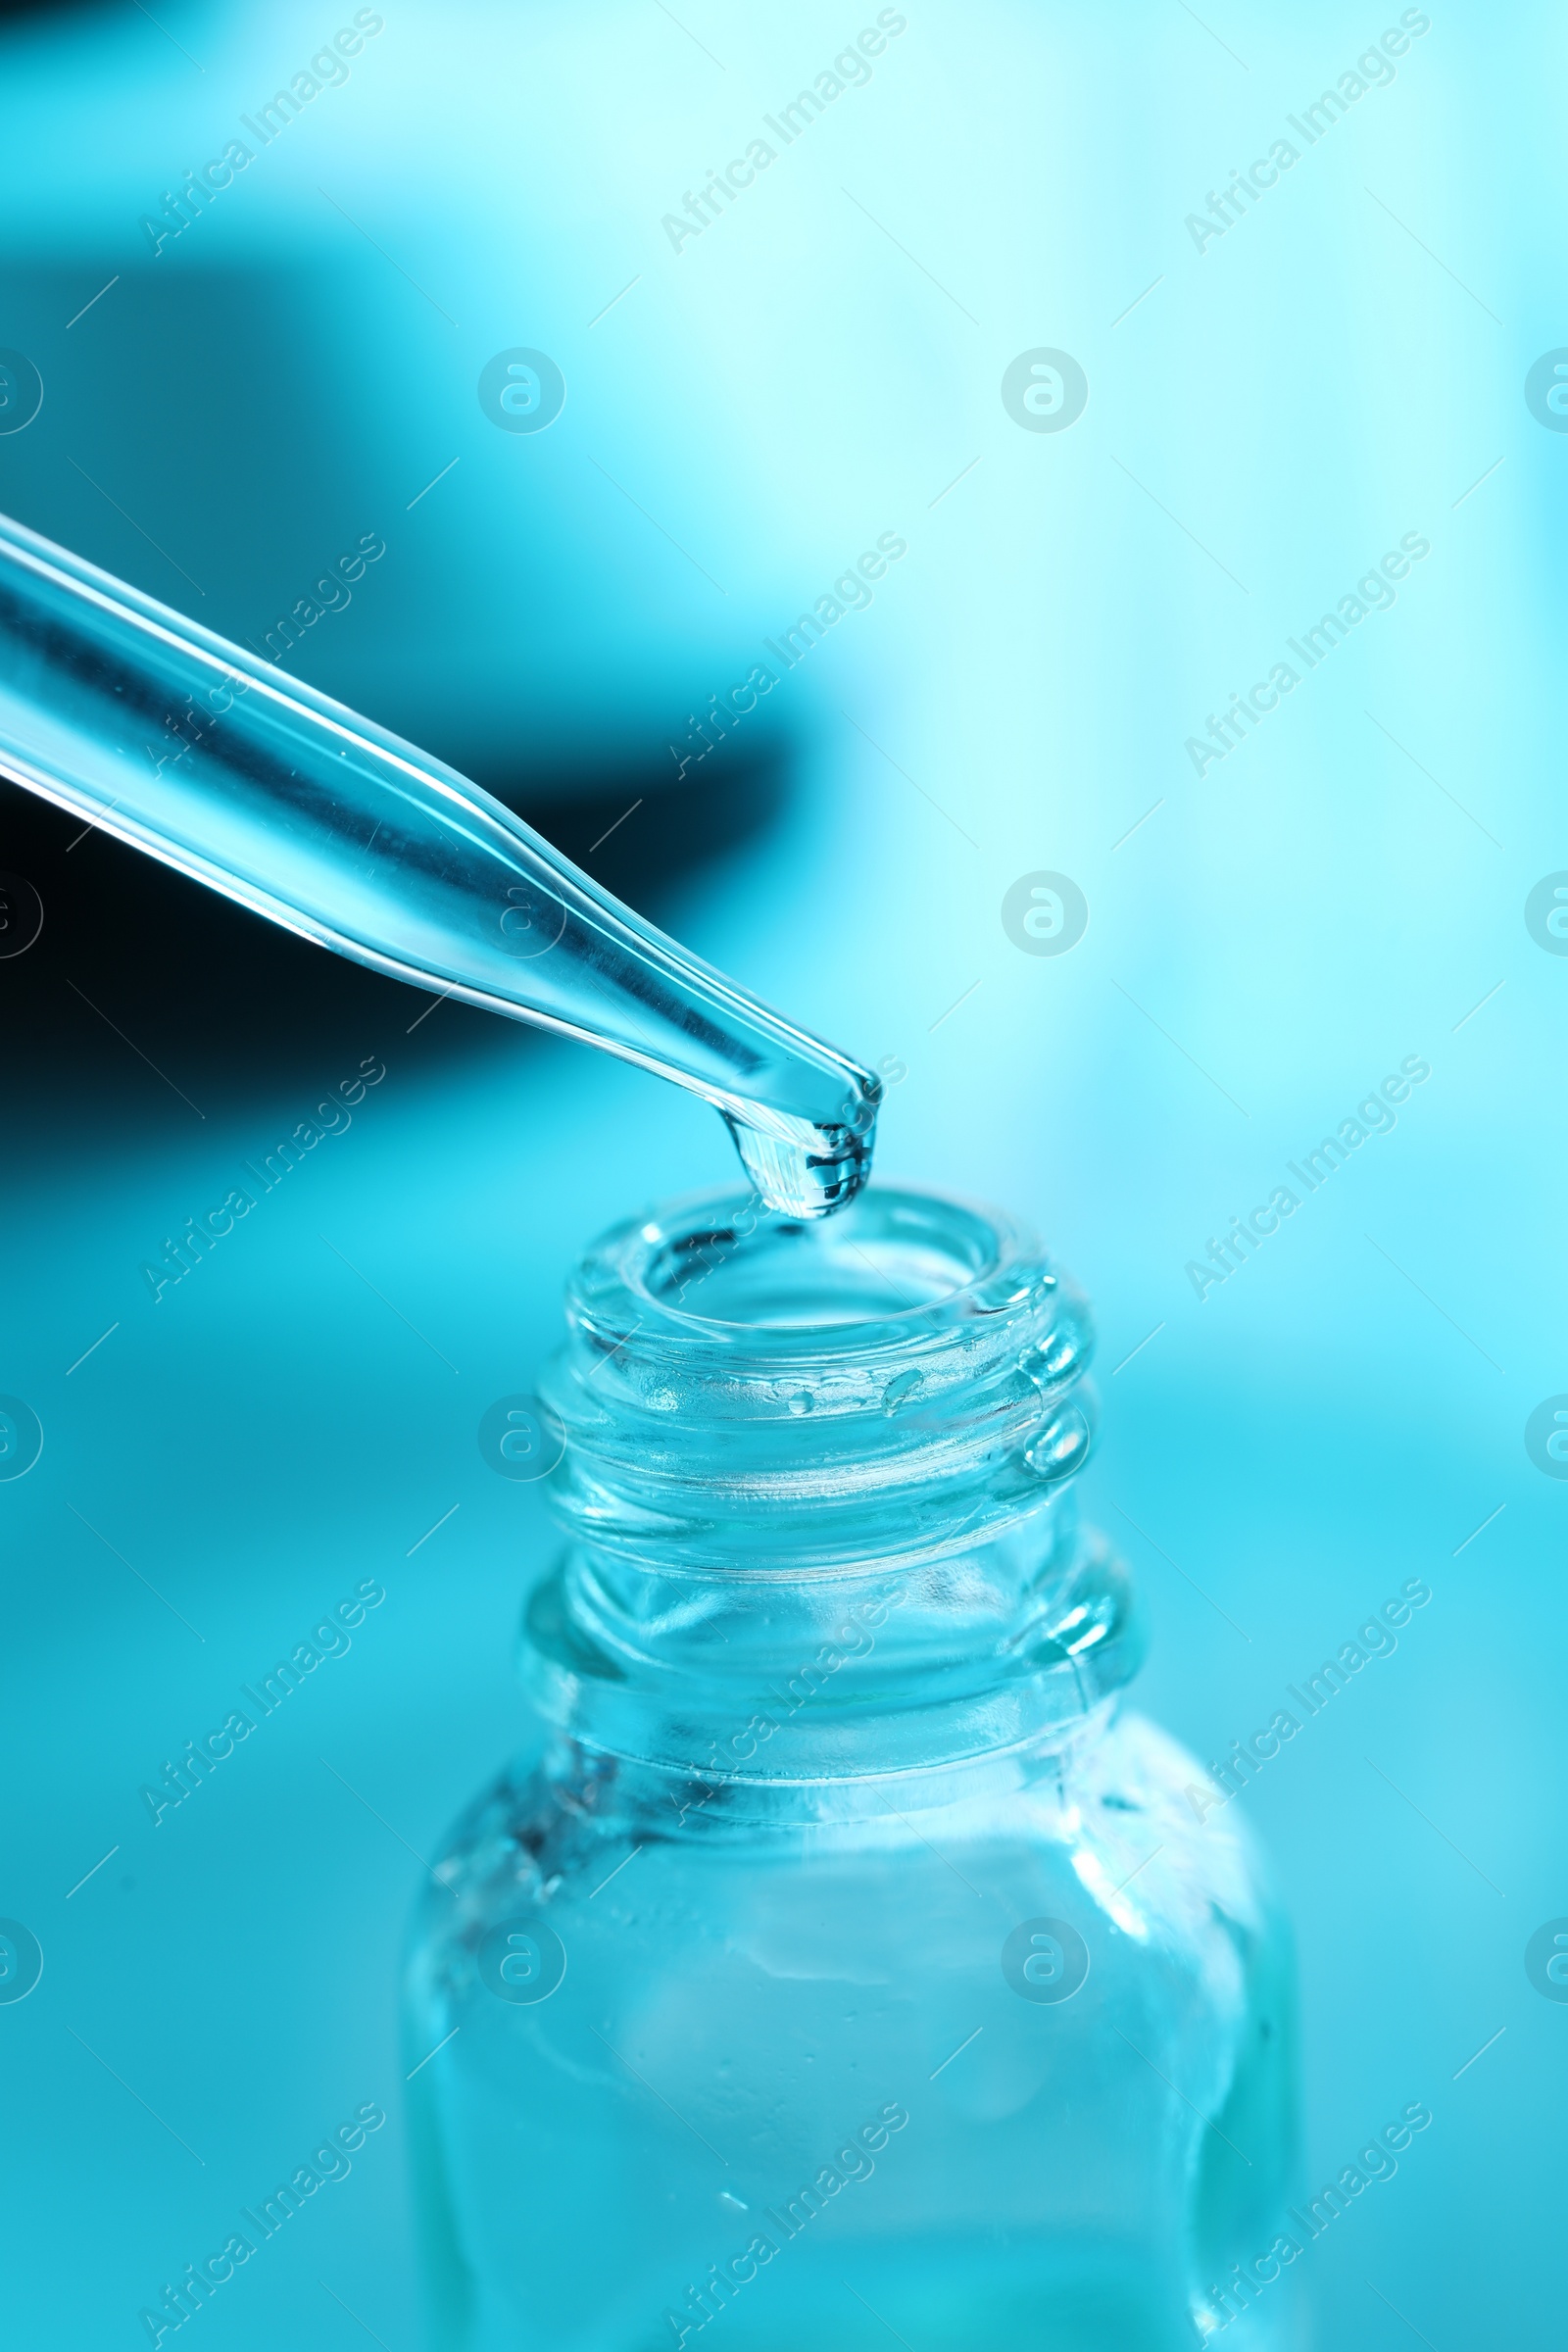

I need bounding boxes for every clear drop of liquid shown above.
[725,1105,877,1220]
[1022,1404,1092,1484]
[881,1368,923,1416]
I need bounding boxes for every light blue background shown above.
[1,2,1562,2344]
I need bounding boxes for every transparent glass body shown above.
[405,1190,1299,2351]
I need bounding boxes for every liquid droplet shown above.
[881,1368,923,1416]
[724,1097,877,1221]
[1022,1404,1092,1483]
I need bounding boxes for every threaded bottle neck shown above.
[522,1188,1142,1802]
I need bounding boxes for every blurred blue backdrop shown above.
[1,1,1563,2344]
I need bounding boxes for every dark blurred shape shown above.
[0,735,789,1165]
[0,250,794,1156]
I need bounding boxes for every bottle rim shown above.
[564,1182,1054,1367]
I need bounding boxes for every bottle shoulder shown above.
[412,1708,1279,2016]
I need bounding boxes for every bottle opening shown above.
[633,1191,1001,1333]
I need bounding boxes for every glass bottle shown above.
[405,1187,1299,2351]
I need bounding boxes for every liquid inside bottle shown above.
[404,1189,1299,2350]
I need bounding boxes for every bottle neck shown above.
[520,1188,1143,1820]
[520,1508,1142,1815]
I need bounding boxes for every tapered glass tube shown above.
[0,511,877,1214]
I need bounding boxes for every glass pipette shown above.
[0,511,878,1215]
